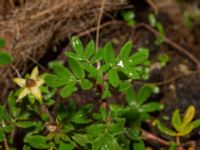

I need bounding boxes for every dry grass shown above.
[0,0,128,98]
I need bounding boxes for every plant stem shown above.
[96,0,106,69]
[141,129,170,146]
[4,136,9,150]
[176,136,181,145]
[40,104,54,124]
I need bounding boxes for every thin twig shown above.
[40,104,54,124]
[151,70,199,86]
[10,64,21,78]
[141,129,170,146]
[4,136,9,150]
[26,55,47,71]
[96,0,106,69]
[146,0,158,14]
[135,23,200,70]
[78,20,125,37]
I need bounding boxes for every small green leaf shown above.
[14,121,36,128]
[110,105,125,117]
[43,73,68,87]
[123,66,140,80]
[0,51,13,65]
[108,69,120,87]
[177,123,193,136]
[85,40,95,59]
[192,119,200,129]
[140,102,164,113]
[87,124,105,138]
[72,134,90,146]
[103,43,115,66]
[8,92,18,117]
[133,140,145,150]
[148,13,157,27]
[118,41,132,60]
[71,36,84,55]
[63,124,75,133]
[24,135,49,149]
[138,85,153,105]
[129,51,149,66]
[45,99,55,106]
[82,62,98,78]
[107,120,125,135]
[71,104,93,124]
[23,145,31,150]
[172,109,182,131]
[71,114,91,124]
[118,80,131,92]
[90,48,104,63]
[122,11,135,26]
[158,54,170,67]
[2,125,12,133]
[0,130,5,142]
[60,82,77,98]
[92,133,121,150]
[0,105,6,120]
[156,22,165,36]
[0,39,5,48]
[102,83,111,99]
[59,142,74,150]
[169,143,177,150]
[66,51,85,61]
[183,105,195,126]
[156,121,177,136]
[68,58,85,79]
[49,61,72,79]
[80,79,93,90]
[18,112,31,120]
[124,87,137,106]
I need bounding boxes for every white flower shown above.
[13,66,44,103]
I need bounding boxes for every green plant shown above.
[157,54,170,68]
[0,38,13,65]
[0,37,164,149]
[154,105,200,148]
[121,10,136,26]
[44,37,151,99]
[148,13,165,45]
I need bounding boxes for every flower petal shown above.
[31,87,43,104]
[37,78,44,87]
[30,66,39,80]
[13,78,26,87]
[17,88,29,102]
